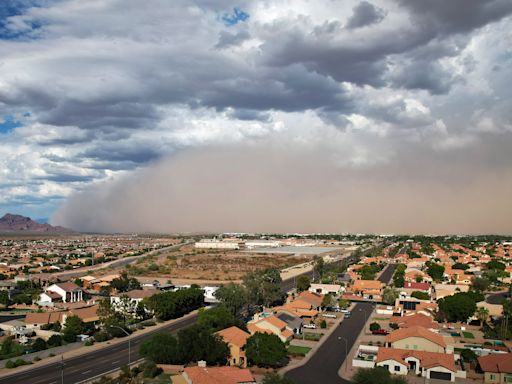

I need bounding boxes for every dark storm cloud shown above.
[215,30,250,48]
[346,1,385,29]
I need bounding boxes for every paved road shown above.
[286,264,396,384]
[0,271,308,384]
[486,291,511,305]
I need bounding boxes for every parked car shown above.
[371,329,389,335]
[322,313,337,319]
[340,309,351,314]
[303,323,317,329]
[344,313,351,319]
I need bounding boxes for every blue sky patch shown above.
[0,115,23,134]
[222,7,249,26]
[0,0,46,40]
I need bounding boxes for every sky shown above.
[1,0,512,234]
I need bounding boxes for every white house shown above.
[309,283,342,295]
[40,282,83,303]
[195,239,240,250]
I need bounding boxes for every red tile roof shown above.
[215,326,250,348]
[478,353,512,373]
[184,366,255,384]
[377,347,456,371]
[385,326,446,347]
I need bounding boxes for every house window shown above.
[383,365,389,370]
[394,366,401,372]
[504,374,512,383]
[413,345,417,350]
[490,374,496,381]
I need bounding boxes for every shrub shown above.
[33,356,41,362]
[47,335,63,347]
[389,322,399,330]
[32,338,47,351]
[320,320,327,329]
[369,322,381,331]
[5,360,15,369]
[93,331,111,343]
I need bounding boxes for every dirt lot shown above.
[122,244,311,281]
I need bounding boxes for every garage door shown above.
[429,371,451,381]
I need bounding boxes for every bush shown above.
[33,356,41,362]
[141,360,162,378]
[389,322,399,330]
[5,360,15,369]
[320,320,327,329]
[47,335,63,347]
[246,333,288,368]
[5,359,31,368]
[411,291,430,300]
[84,339,94,346]
[32,338,47,351]
[369,322,381,331]
[93,331,111,343]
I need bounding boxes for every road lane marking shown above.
[111,360,120,364]
[82,370,92,374]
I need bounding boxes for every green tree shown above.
[296,275,311,292]
[47,335,63,347]
[314,257,325,280]
[110,273,141,293]
[353,367,407,384]
[214,283,247,316]
[139,333,180,364]
[0,290,10,307]
[197,305,244,332]
[338,298,349,309]
[382,288,399,305]
[426,262,445,282]
[437,292,477,323]
[471,277,490,292]
[452,263,469,270]
[243,268,283,308]
[476,307,489,326]
[142,287,204,321]
[321,293,334,308]
[32,338,47,351]
[486,259,506,271]
[261,373,295,384]
[411,291,430,300]
[63,315,84,342]
[369,322,380,331]
[245,333,287,368]
[177,324,229,365]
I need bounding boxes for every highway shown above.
[286,264,396,384]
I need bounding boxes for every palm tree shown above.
[476,307,489,327]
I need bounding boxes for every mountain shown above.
[0,214,72,233]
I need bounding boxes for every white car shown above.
[303,323,317,329]
[322,313,337,318]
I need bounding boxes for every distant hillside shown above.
[0,214,72,233]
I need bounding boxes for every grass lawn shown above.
[287,345,312,356]
[372,317,389,321]
[462,331,475,339]
[303,332,323,341]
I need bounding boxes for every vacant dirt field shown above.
[123,244,311,281]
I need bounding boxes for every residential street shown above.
[286,264,396,384]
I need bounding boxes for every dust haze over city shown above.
[0,0,511,236]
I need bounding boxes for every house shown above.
[394,298,437,317]
[478,353,512,384]
[215,326,250,368]
[351,280,384,300]
[25,311,63,328]
[396,314,439,330]
[405,270,432,283]
[40,282,83,303]
[402,282,431,296]
[247,315,293,343]
[180,364,255,384]
[309,283,342,295]
[110,289,157,316]
[376,347,458,381]
[296,291,323,309]
[275,311,303,335]
[385,326,451,354]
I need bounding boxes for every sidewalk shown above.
[0,309,200,378]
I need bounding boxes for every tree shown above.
[243,268,283,308]
[110,273,141,293]
[369,322,380,331]
[322,294,334,308]
[476,307,489,327]
[139,333,180,364]
[411,291,430,300]
[382,288,398,305]
[177,324,229,365]
[245,333,287,368]
[426,262,445,282]
[437,292,477,323]
[353,367,407,384]
[486,259,506,271]
[338,298,349,310]
[296,276,311,292]
[47,335,63,347]
[261,373,295,384]
[0,290,10,307]
[142,287,204,321]
[452,263,469,270]
[197,305,244,332]
[471,277,490,293]
[314,257,325,280]
[32,338,47,351]
[214,283,247,316]
[63,315,84,342]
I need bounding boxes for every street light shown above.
[338,336,348,372]
[109,326,131,366]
